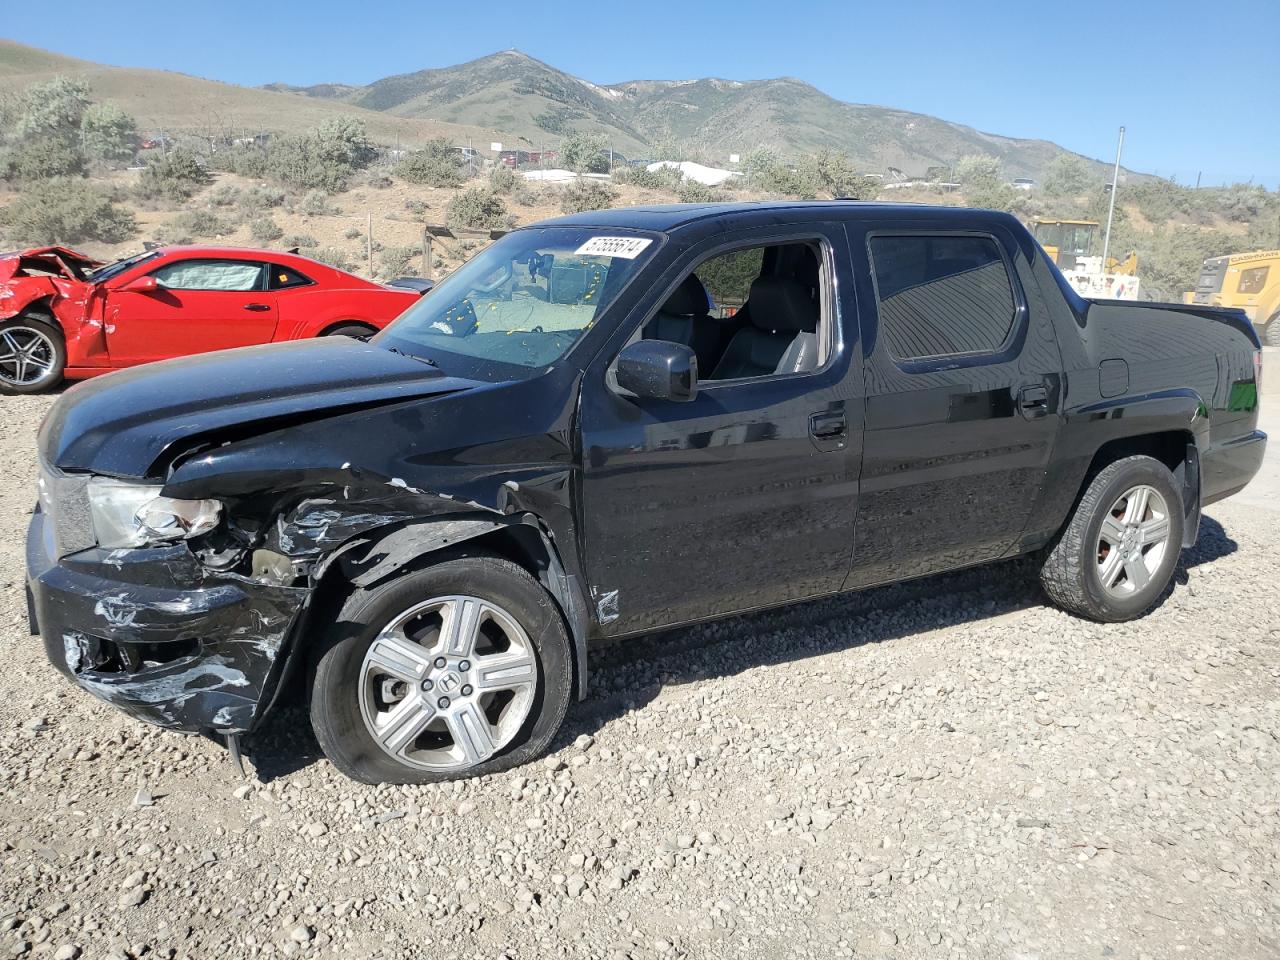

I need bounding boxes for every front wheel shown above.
[310,556,573,784]
[1039,455,1184,622]
[0,317,65,394]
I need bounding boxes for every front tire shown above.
[1039,455,1184,622]
[310,556,572,784]
[0,316,65,394]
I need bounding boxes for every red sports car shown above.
[0,245,428,393]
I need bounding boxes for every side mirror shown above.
[614,340,698,402]
[120,275,158,294]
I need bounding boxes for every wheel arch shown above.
[318,319,378,337]
[1077,428,1202,548]
[286,514,592,707]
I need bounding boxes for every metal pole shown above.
[1101,125,1125,270]
[366,211,373,277]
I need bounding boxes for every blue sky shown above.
[6,0,1278,186]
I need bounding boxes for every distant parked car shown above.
[0,245,428,393]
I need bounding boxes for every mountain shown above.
[0,39,500,148]
[271,50,1118,181]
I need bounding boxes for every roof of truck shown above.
[538,201,1018,233]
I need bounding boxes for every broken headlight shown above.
[87,478,221,548]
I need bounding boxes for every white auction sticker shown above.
[574,236,653,259]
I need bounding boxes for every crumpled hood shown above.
[40,338,475,478]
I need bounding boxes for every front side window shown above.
[151,259,265,292]
[1238,265,1269,295]
[870,234,1016,361]
[379,227,657,376]
[637,240,827,381]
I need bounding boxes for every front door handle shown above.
[1018,383,1049,419]
[243,303,271,312]
[808,411,848,450]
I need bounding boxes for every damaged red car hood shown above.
[40,338,478,479]
[0,246,103,281]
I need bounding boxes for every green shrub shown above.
[559,178,616,215]
[343,226,363,240]
[447,187,508,229]
[955,154,1002,189]
[489,165,518,194]
[282,233,318,249]
[367,173,393,189]
[300,189,336,216]
[13,76,89,142]
[613,164,682,191]
[210,143,269,179]
[403,198,429,218]
[676,179,724,204]
[380,245,423,277]
[137,147,208,202]
[308,246,357,271]
[171,209,231,238]
[208,184,241,207]
[798,149,879,199]
[249,216,284,243]
[1,136,85,181]
[560,132,609,174]
[0,178,135,245]
[1043,154,1093,197]
[267,117,375,193]
[80,102,136,163]
[395,139,464,188]
[241,184,286,210]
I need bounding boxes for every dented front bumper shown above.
[26,507,309,734]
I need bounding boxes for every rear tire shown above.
[0,316,65,394]
[1039,455,1184,622]
[310,556,572,784]
[1265,316,1280,348]
[322,323,377,340]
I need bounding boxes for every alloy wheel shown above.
[0,326,57,387]
[358,595,538,772]
[1095,484,1172,598]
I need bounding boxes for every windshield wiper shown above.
[386,345,439,367]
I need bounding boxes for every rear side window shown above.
[269,265,313,290]
[870,235,1016,360]
[1237,265,1269,295]
[152,259,265,292]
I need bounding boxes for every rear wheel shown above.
[1039,455,1184,622]
[310,556,572,784]
[323,323,377,340]
[0,317,65,394]
[1265,315,1280,348]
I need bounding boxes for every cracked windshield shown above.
[379,226,656,373]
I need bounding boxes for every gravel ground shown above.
[1,390,1277,960]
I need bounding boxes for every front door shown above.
[106,258,277,365]
[845,222,1063,588]
[578,225,864,636]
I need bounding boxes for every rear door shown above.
[845,221,1063,588]
[106,258,277,365]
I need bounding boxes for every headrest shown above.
[747,276,818,333]
[660,273,711,316]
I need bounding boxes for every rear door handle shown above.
[1018,383,1049,419]
[808,412,848,450]
[243,303,271,312]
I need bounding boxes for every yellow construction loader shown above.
[1183,249,1280,347]
[1030,218,1140,299]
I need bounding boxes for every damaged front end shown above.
[27,503,308,734]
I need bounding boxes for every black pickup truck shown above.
[27,202,1266,784]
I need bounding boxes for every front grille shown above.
[37,461,95,557]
